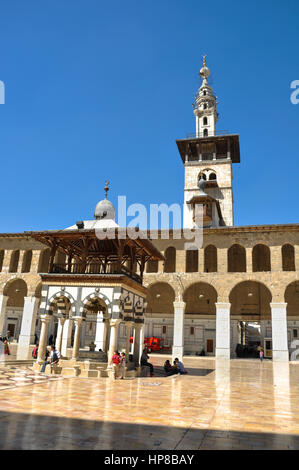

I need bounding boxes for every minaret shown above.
[193,55,218,137]
[176,57,241,229]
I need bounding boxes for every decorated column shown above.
[216,302,231,359]
[61,317,73,356]
[17,296,40,360]
[95,312,108,351]
[107,319,121,365]
[72,317,83,360]
[133,322,143,364]
[125,321,133,358]
[55,316,66,354]
[0,295,8,335]
[37,315,51,363]
[172,301,186,361]
[271,302,289,361]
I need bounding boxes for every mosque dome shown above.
[94,181,115,220]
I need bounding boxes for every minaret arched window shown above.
[203,90,207,96]
[203,129,208,137]
[203,117,208,125]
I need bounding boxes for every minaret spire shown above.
[193,56,218,137]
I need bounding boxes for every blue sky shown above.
[0,0,298,232]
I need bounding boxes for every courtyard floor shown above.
[0,355,299,450]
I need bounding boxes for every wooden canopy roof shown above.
[27,229,164,263]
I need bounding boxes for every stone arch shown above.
[229,280,272,318]
[282,244,295,271]
[183,282,217,315]
[47,291,76,317]
[9,250,20,273]
[285,281,299,316]
[81,292,112,317]
[0,250,4,272]
[252,244,271,272]
[164,247,176,273]
[3,278,28,308]
[146,282,176,314]
[204,245,217,272]
[38,248,51,273]
[21,250,32,273]
[47,295,72,318]
[228,244,246,272]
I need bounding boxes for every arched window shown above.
[282,244,295,271]
[186,250,198,273]
[0,250,4,272]
[204,245,217,272]
[146,260,158,273]
[203,90,207,96]
[252,244,271,272]
[38,248,51,273]
[203,128,208,137]
[209,172,216,180]
[164,247,176,273]
[203,117,208,125]
[228,244,246,272]
[21,250,32,273]
[9,250,20,273]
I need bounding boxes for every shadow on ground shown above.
[0,410,298,450]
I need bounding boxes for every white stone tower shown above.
[176,57,240,229]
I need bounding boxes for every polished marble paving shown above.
[0,356,299,449]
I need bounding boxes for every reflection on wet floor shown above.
[0,357,298,450]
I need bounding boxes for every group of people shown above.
[111,348,188,380]
[164,358,188,376]
[38,345,61,373]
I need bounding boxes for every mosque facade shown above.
[0,58,298,363]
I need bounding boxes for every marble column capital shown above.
[40,314,51,324]
[110,319,121,328]
[173,301,186,309]
[270,302,287,309]
[72,316,83,325]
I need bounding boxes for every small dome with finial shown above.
[94,181,115,220]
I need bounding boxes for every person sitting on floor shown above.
[174,358,188,374]
[140,348,154,377]
[127,354,137,371]
[164,359,179,376]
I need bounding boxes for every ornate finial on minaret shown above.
[104,180,110,199]
[200,55,210,81]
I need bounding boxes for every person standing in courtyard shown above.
[3,338,10,355]
[111,350,121,380]
[32,344,38,359]
[119,352,126,379]
[259,349,264,362]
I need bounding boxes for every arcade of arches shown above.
[0,228,299,362]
